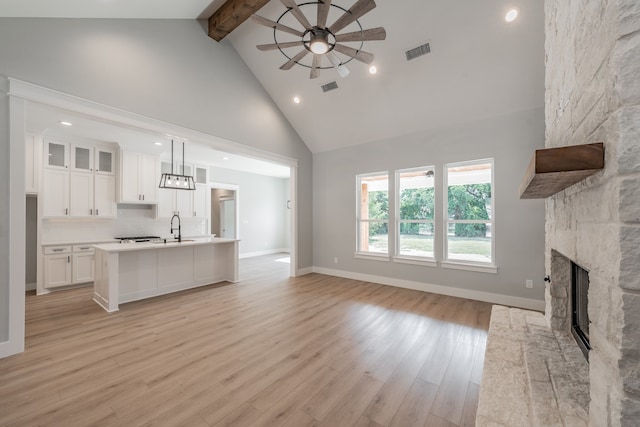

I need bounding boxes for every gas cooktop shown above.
[115,236,160,243]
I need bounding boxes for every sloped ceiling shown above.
[0,0,545,154]
[227,0,545,153]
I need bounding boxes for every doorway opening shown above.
[211,188,237,239]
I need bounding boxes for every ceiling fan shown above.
[251,0,386,79]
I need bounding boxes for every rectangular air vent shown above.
[405,43,431,61]
[321,81,339,92]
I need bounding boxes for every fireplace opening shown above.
[571,262,591,360]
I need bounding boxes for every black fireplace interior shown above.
[571,262,591,360]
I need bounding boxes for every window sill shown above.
[354,253,390,262]
[441,261,497,274]
[393,256,437,268]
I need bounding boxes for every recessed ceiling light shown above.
[223,156,229,161]
[59,121,72,126]
[505,9,518,22]
[369,65,377,75]
[154,142,162,146]
[292,96,301,104]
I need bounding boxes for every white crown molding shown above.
[7,78,299,168]
[313,266,545,312]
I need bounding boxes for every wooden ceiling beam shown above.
[208,0,272,42]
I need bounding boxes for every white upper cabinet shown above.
[157,161,207,218]
[42,140,117,218]
[71,144,93,172]
[194,184,208,218]
[42,169,70,217]
[45,140,69,170]
[94,175,116,218]
[194,165,208,184]
[120,151,158,203]
[95,147,115,175]
[69,172,94,217]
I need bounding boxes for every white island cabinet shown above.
[92,237,239,312]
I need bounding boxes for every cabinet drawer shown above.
[73,245,95,253]
[44,245,72,255]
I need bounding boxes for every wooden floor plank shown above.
[0,253,491,427]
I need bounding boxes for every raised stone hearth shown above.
[477,306,589,426]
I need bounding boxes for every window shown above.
[396,167,435,259]
[444,160,494,265]
[356,172,389,255]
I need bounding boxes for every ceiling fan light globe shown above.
[310,39,329,54]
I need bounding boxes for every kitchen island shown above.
[92,237,239,312]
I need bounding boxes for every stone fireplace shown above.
[545,0,640,425]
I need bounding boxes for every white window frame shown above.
[393,166,437,266]
[442,158,496,273]
[355,171,390,259]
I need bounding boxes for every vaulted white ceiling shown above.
[228,0,545,153]
[0,0,545,154]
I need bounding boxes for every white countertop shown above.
[42,239,118,247]
[92,237,238,253]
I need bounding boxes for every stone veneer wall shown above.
[544,1,640,426]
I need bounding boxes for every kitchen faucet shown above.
[170,213,181,242]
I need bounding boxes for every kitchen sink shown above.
[151,239,195,244]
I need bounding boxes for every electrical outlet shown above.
[526,279,533,289]
[334,257,338,264]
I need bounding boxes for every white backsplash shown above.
[42,204,208,243]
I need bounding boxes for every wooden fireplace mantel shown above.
[519,142,604,199]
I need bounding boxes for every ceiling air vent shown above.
[321,81,339,93]
[405,43,431,61]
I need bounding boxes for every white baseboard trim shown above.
[296,266,313,276]
[239,248,290,259]
[25,282,36,291]
[312,266,545,311]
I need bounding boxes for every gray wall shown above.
[313,108,546,302]
[0,18,312,348]
[0,83,8,341]
[210,167,289,255]
[25,197,37,287]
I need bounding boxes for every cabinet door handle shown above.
[52,248,64,252]
[90,209,93,215]
[142,194,145,201]
[96,209,99,216]
[80,247,90,250]
[193,211,196,217]
[67,256,70,263]
[65,208,68,215]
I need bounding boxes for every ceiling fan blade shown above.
[280,49,310,70]
[257,41,304,51]
[329,0,377,34]
[335,27,386,43]
[251,14,304,37]
[332,44,374,64]
[317,0,332,29]
[280,0,313,30]
[310,54,321,79]
[327,52,350,78]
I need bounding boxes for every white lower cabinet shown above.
[44,251,72,289]
[44,245,95,289]
[72,246,95,284]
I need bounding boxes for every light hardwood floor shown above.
[0,254,492,427]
